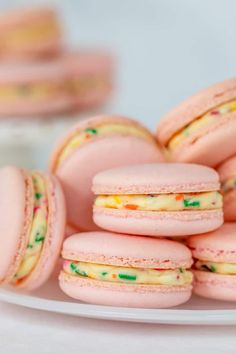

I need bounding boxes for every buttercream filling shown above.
[222,177,236,194]
[94,192,222,211]
[13,172,48,283]
[0,21,59,47]
[195,260,236,275]
[63,260,193,285]
[56,123,155,168]
[0,81,69,101]
[167,99,236,151]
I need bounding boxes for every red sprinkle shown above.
[210,110,220,115]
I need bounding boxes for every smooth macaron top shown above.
[217,155,236,181]
[187,223,236,263]
[93,163,220,195]
[0,166,32,281]
[157,77,236,145]
[62,231,193,269]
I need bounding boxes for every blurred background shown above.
[0,0,235,168]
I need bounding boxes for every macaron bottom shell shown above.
[93,208,223,237]
[193,270,236,302]
[59,272,192,308]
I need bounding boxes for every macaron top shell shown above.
[0,166,33,282]
[187,223,236,263]
[93,163,220,195]
[62,231,193,269]
[157,77,236,145]
[217,155,236,181]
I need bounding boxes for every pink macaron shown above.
[187,223,236,302]
[0,60,73,117]
[0,7,62,59]
[49,115,165,232]
[217,155,236,221]
[63,51,113,110]
[156,78,236,167]
[59,231,193,308]
[93,163,223,236]
[0,165,66,291]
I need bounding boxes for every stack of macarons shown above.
[0,7,113,117]
[1,76,236,308]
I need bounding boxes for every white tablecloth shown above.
[0,301,235,353]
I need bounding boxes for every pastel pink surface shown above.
[0,166,27,282]
[156,78,236,167]
[93,208,223,237]
[50,116,164,231]
[187,223,236,263]
[218,156,236,221]
[93,163,220,194]
[193,270,236,302]
[59,272,192,308]
[60,231,192,308]
[19,174,66,291]
[62,231,193,269]
[93,163,223,236]
[157,77,236,144]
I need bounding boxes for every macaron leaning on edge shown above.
[49,115,165,232]
[217,155,236,221]
[156,78,236,167]
[187,223,236,302]
[93,163,223,236]
[0,165,66,291]
[59,231,193,308]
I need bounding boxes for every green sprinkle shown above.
[85,128,97,135]
[179,268,184,273]
[70,262,87,277]
[201,264,216,273]
[101,272,108,276]
[183,129,190,137]
[118,273,137,281]
[35,233,44,242]
[183,199,200,208]
[35,192,42,200]
[27,244,33,249]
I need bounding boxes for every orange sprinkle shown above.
[112,274,116,279]
[175,194,184,201]
[124,204,138,210]
[85,134,91,139]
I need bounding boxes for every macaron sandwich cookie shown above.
[0,166,65,290]
[64,51,113,110]
[0,61,73,116]
[0,7,61,59]
[50,115,164,232]
[93,163,223,236]
[59,232,193,308]
[217,155,236,221]
[187,223,236,302]
[157,78,236,167]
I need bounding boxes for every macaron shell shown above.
[17,174,66,290]
[59,272,192,308]
[0,166,33,284]
[193,270,236,302]
[187,223,236,263]
[54,136,164,231]
[93,208,223,237]
[93,163,220,194]
[168,115,236,167]
[157,77,236,145]
[62,232,192,269]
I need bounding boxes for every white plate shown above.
[0,280,236,325]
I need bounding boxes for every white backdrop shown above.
[0,1,236,353]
